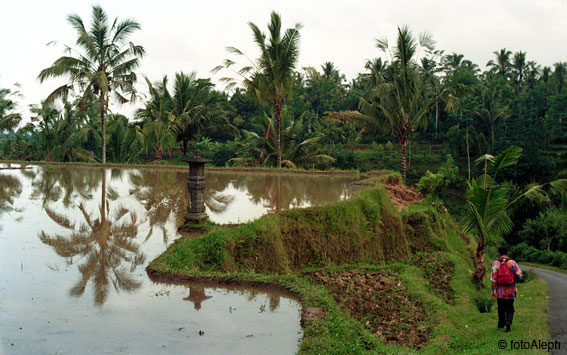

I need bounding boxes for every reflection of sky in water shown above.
[0,164,358,354]
[206,182,268,224]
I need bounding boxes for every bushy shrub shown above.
[416,154,460,196]
[473,297,494,313]
[510,242,567,269]
[518,208,567,252]
[212,144,237,166]
[516,270,531,284]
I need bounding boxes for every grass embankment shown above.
[520,262,567,273]
[147,176,549,354]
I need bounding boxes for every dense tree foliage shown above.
[38,5,145,163]
[2,7,567,272]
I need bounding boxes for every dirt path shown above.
[521,265,567,354]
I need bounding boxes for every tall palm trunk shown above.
[466,123,471,181]
[100,94,106,164]
[400,136,408,182]
[156,117,162,164]
[275,100,282,169]
[155,146,163,164]
[182,137,188,156]
[490,124,495,154]
[472,231,486,284]
[435,83,439,134]
[400,122,410,182]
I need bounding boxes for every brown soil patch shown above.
[458,230,471,245]
[300,306,326,327]
[413,253,454,302]
[360,171,390,179]
[177,225,209,237]
[384,181,423,210]
[307,268,430,348]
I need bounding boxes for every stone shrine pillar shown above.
[184,150,211,222]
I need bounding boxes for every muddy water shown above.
[0,164,358,354]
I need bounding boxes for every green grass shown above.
[147,179,550,354]
[520,262,567,273]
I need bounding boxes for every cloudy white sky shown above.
[1,0,566,120]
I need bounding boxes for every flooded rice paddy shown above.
[0,164,358,354]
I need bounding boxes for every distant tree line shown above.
[1,6,566,187]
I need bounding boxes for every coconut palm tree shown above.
[461,146,567,284]
[0,86,22,131]
[442,53,464,73]
[167,72,233,156]
[553,62,567,94]
[487,48,512,77]
[321,61,345,83]
[338,26,456,181]
[136,76,177,163]
[474,81,509,153]
[214,11,302,168]
[38,5,145,164]
[512,51,527,91]
[232,109,335,168]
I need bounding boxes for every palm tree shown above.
[524,61,540,89]
[461,146,566,284]
[362,58,388,89]
[214,12,302,168]
[321,61,345,83]
[106,114,145,163]
[512,51,527,90]
[487,48,512,77]
[233,109,335,168]
[168,72,233,156]
[474,81,509,153]
[553,62,567,94]
[0,86,22,131]
[26,98,98,162]
[442,53,465,74]
[339,26,456,181]
[136,76,177,163]
[38,5,145,164]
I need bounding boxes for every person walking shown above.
[491,246,523,332]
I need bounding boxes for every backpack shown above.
[496,258,515,285]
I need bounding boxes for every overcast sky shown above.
[2,0,566,120]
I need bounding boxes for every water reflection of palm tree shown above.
[0,173,22,213]
[29,166,101,207]
[227,174,356,213]
[130,170,234,241]
[0,173,23,232]
[39,168,145,306]
[130,169,188,242]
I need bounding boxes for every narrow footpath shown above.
[521,265,567,355]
